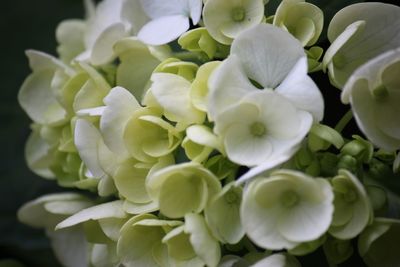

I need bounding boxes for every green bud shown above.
[178,27,220,59]
[374,149,396,163]
[368,158,392,180]
[154,58,198,81]
[337,154,358,173]
[308,123,344,152]
[341,135,373,163]
[319,152,339,177]
[323,236,353,265]
[366,185,387,215]
[306,46,323,73]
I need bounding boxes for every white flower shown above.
[214,91,312,168]
[358,218,400,267]
[208,23,324,122]
[202,0,265,45]
[138,0,203,45]
[341,48,400,151]
[323,2,400,88]
[329,169,372,239]
[241,170,334,250]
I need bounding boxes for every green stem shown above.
[334,110,353,133]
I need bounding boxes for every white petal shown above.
[140,0,189,18]
[208,55,257,120]
[56,200,126,229]
[74,119,105,178]
[276,57,324,122]
[150,73,204,125]
[188,0,202,24]
[100,86,141,157]
[138,15,189,45]
[231,24,305,89]
[121,0,149,34]
[278,179,334,242]
[91,23,129,66]
[48,226,88,267]
[186,125,221,151]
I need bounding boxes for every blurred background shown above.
[0,0,394,266]
[1,0,84,266]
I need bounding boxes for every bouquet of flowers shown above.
[17,0,400,266]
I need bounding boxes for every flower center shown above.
[231,7,245,22]
[332,54,346,68]
[224,191,239,204]
[343,188,358,203]
[250,122,266,137]
[281,190,300,208]
[372,84,389,102]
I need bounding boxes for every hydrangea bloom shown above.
[16,1,400,266]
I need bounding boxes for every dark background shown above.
[0,0,395,266]
[1,0,84,266]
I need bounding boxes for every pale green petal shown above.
[329,170,372,239]
[115,38,163,101]
[252,253,301,267]
[91,22,129,66]
[97,173,117,197]
[203,0,264,44]
[91,243,118,267]
[18,193,90,229]
[18,70,68,125]
[72,63,111,112]
[123,200,159,215]
[114,159,152,203]
[74,119,105,178]
[117,214,167,267]
[323,237,353,265]
[56,200,126,230]
[98,217,128,242]
[76,106,105,117]
[56,19,86,63]
[150,73,205,126]
[205,183,244,244]
[274,0,323,47]
[241,179,298,250]
[123,107,180,162]
[44,200,93,215]
[325,3,400,88]
[146,162,221,218]
[186,125,222,152]
[190,61,221,112]
[185,213,221,267]
[278,178,333,242]
[358,218,400,267]
[308,123,344,151]
[100,86,141,157]
[162,226,196,261]
[25,50,72,73]
[341,47,400,151]
[25,130,54,179]
[289,235,326,256]
[84,0,124,48]
[159,173,208,218]
[121,0,149,34]
[48,226,88,267]
[218,255,249,267]
[351,80,400,151]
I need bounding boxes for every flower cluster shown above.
[17,0,400,267]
